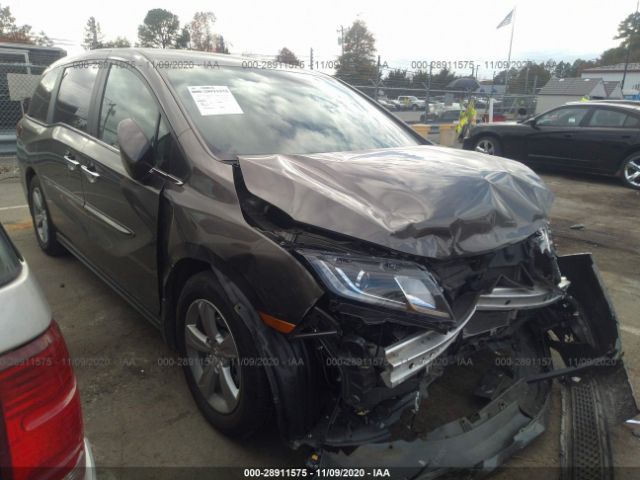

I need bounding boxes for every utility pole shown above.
[423,63,433,122]
[310,47,314,70]
[337,26,344,57]
[621,0,640,94]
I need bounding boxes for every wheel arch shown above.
[617,146,640,175]
[161,250,320,441]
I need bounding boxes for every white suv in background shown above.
[0,223,95,480]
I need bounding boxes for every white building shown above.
[535,77,609,113]
[581,63,640,97]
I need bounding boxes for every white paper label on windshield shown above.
[187,86,243,116]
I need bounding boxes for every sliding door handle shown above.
[63,154,80,171]
[81,165,100,183]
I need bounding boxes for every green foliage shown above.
[215,35,229,54]
[276,47,300,66]
[83,16,103,50]
[138,8,181,48]
[0,3,51,45]
[102,37,131,48]
[189,11,216,51]
[335,20,378,85]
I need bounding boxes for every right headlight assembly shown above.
[298,249,453,320]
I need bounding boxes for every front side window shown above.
[53,64,99,132]
[588,109,636,128]
[537,107,588,127]
[98,65,159,148]
[28,68,59,122]
[164,67,419,160]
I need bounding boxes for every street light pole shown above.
[621,0,640,95]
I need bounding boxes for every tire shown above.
[620,154,640,190]
[473,136,502,156]
[176,271,272,438]
[28,176,66,256]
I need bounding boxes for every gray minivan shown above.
[16,48,637,474]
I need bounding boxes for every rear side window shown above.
[0,227,21,287]
[28,68,59,122]
[588,109,630,128]
[53,64,100,132]
[98,65,159,148]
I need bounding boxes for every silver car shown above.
[0,223,95,479]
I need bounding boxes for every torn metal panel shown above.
[239,145,554,259]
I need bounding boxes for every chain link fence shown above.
[0,44,65,157]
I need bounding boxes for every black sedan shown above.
[462,101,640,189]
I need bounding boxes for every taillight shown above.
[0,321,85,480]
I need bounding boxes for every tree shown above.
[0,4,16,34]
[35,30,53,47]
[430,69,457,90]
[615,12,640,48]
[215,35,229,54]
[102,36,131,48]
[0,3,51,45]
[83,16,103,50]
[385,69,410,96]
[138,8,181,48]
[276,47,300,66]
[175,26,190,49]
[335,19,378,85]
[189,11,216,51]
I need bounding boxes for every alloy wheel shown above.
[475,139,496,155]
[31,187,49,245]
[184,299,240,414]
[624,158,640,188]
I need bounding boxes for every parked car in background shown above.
[0,222,95,480]
[16,49,637,475]
[420,108,462,124]
[463,101,640,189]
[376,98,397,110]
[395,95,426,110]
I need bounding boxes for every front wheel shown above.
[621,154,640,190]
[473,136,502,156]
[177,271,272,438]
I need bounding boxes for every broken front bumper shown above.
[317,253,638,476]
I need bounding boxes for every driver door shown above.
[525,106,591,169]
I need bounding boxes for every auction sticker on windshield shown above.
[187,86,244,115]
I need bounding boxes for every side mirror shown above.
[525,117,537,128]
[117,118,154,181]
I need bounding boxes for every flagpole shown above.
[505,7,516,93]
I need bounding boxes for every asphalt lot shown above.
[1,154,640,477]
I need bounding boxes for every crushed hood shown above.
[238,145,554,259]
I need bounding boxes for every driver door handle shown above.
[63,152,80,171]
[81,165,100,183]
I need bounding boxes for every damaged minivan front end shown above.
[234,146,637,476]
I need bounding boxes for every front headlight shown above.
[299,250,452,320]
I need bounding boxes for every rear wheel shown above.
[621,154,640,190]
[474,136,502,156]
[28,176,66,256]
[177,271,271,438]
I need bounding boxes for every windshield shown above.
[164,67,420,159]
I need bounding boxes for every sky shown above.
[9,0,639,80]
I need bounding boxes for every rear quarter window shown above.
[27,68,60,123]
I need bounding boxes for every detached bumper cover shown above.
[320,379,550,479]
